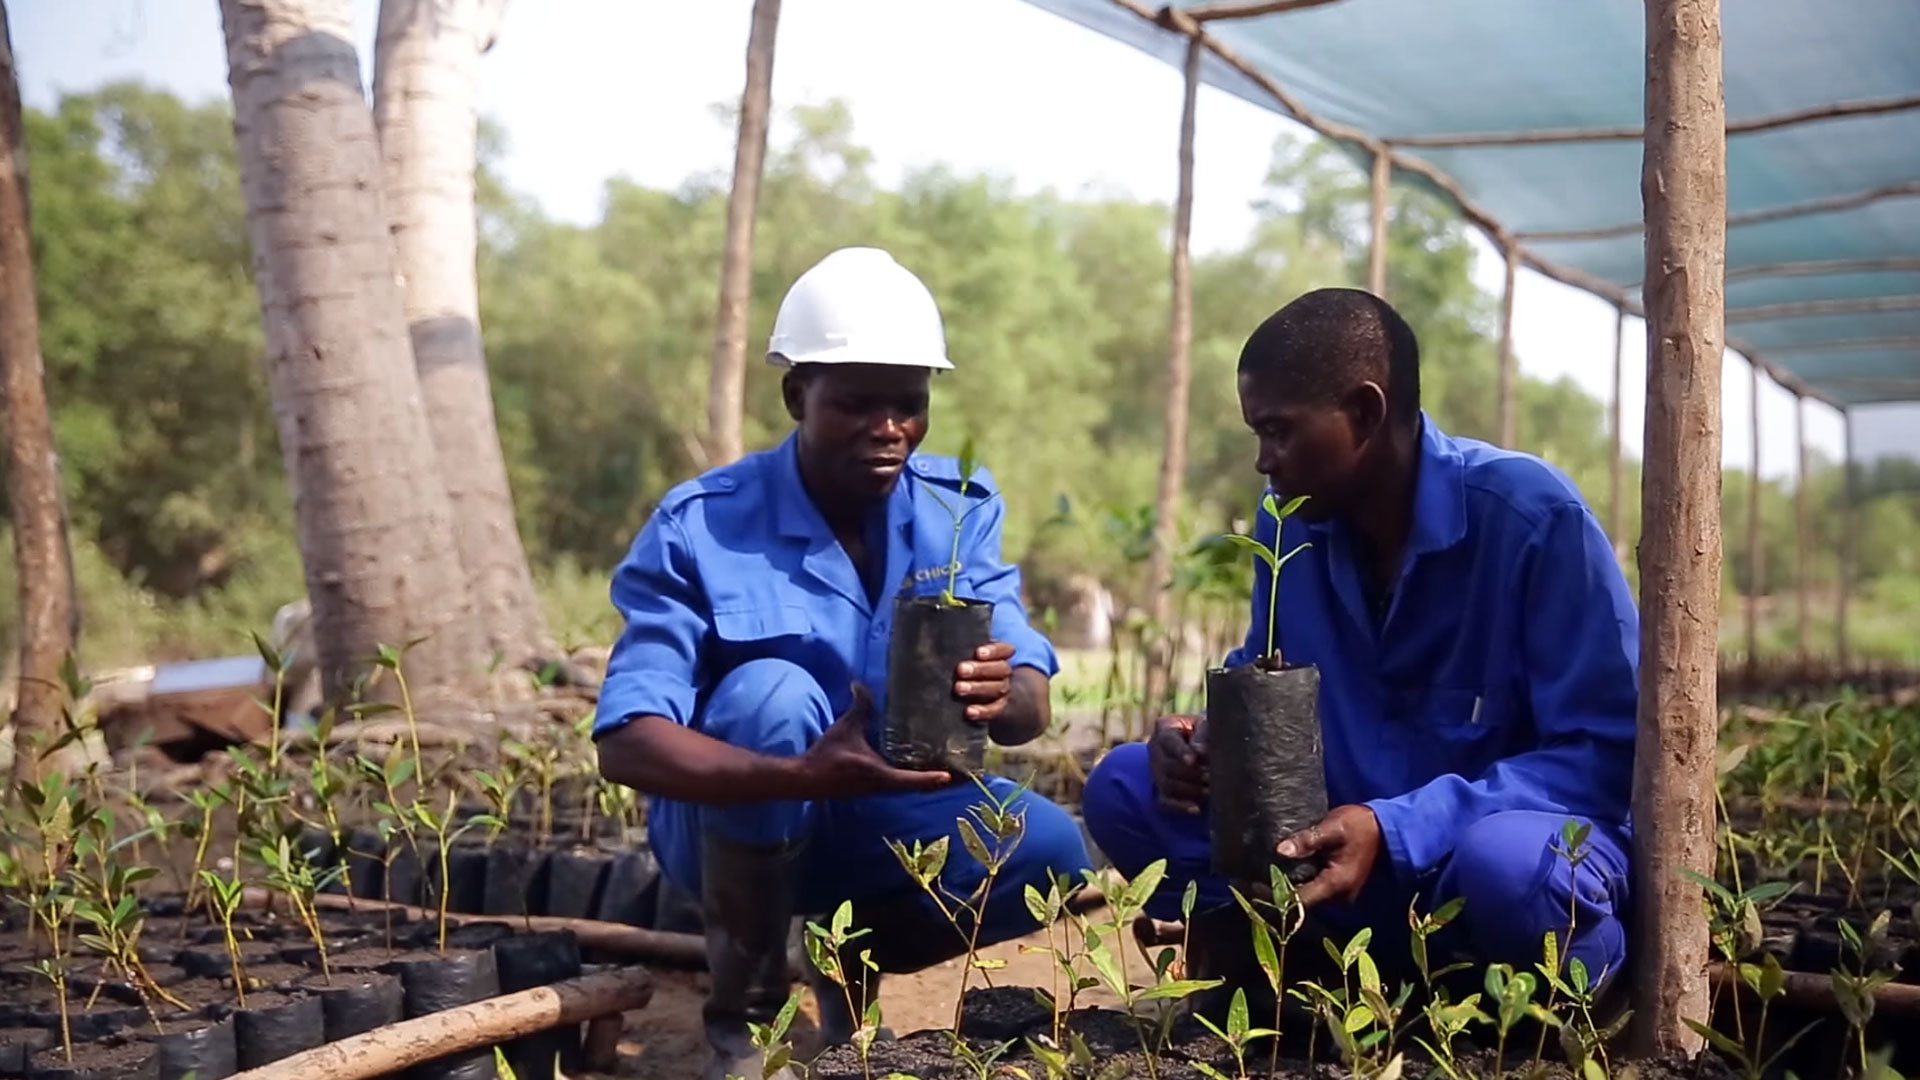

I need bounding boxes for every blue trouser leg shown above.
[1081,741,1631,984]
[649,658,1093,970]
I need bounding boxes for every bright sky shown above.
[16,0,1915,477]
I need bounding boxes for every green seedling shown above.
[946,1031,1016,1080]
[1021,871,1097,1046]
[261,834,344,981]
[1192,988,1282,1080]
[921,437,999,607]
[1832,911,1899,1078]
[1483,963,1554,1079]
[731,986,805,1080]
[1684,952,1816,1080]
[1298,927,1412,1080]
[1074,859,1221,1080]
[415,789,502,945]
[198,869,250,1008]
[804,901,882,1079]
[249,629,295,774]
[1216,493,1311,667]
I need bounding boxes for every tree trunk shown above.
[704,0,781,468]
[1628,0,1725,1056]
[219,0,480,703]
[372,0,551,671]
[1608,305,1626,562]
[1140,35,1201,725]
[0,0,80,771]
[1495,241,1517,447]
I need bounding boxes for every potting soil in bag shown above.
[882,595,991,775]
[138,1012,237,1080]
[493,932,584,1080]
[391,949,500,1080]
[1205,662,1328,885]
[28,1038,159,1080]
[231,992,325,1070]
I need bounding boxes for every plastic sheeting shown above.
[1018,0,1920,407]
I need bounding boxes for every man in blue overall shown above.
[593,247,1091,1079]
[1083,287,1637,1009]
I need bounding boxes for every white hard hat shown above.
[767,247,952,370]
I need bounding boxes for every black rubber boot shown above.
[699,833,804,1080]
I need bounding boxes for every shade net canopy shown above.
[1017,0,1920,408]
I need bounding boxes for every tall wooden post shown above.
[1628,0,1725,1057]
[1496,240,1517,446]
[1795,393,1809,664]
[1745,359,1763,674]
[705,0,782,467]
[1367,147,1389,296]
[1141,34,1202,726]
[1838,407,1855,668]
[1608,305,1627,558]
[0,0,81,771]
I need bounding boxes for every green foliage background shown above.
[9,83,1917,668]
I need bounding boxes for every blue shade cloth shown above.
[1018,0,1920,406]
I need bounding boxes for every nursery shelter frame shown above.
[1006,0,1918,1058]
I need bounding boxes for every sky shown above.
[14,0,1917,477]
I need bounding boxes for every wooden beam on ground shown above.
[1140,33,1202,727]
[1496,240,1517,446]
[1367,147,1389,296]
[1795,393,1810,664]
[1384,91,1920,147]
[223,967,653,1080]
[1746,360,1764,677]
[1628,0,1725,1058]
[1520,180,1920,244]
[1180,0,1347,20]
[1608,306,1627,560]
[1727,294,1920,322]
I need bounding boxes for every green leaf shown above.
[1024,884,1051,926]
[957,818,993,869]
[1138,978,1222,1002]
[1249,912,1281,988]
[1127,858,1168,914]
[250,630,285,675]
[1227,986,1249,1041]
[1683,1018,1746,1058]
[1275,494,1309,519]
[1219,532,1280,571]
[1343,1003,1376,1033]
[1084,939,1128,1000]
[1182,879,1198,920]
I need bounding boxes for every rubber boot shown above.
[699,832,804,1080]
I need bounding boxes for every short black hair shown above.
[1236,287,1421,427]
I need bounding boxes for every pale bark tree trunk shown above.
[0,0,80,771]
[372,0,551,670]
[220,0,480,702]
[1495,241,1517,447]
[1628,0,1726,1056]
[1140,36,1201,726]
[705,0,781,468]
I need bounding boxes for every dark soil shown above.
[154,978,230,1012]
[809,989,1739,1080]
[29,1036,158,1080]
[243,963,311,991]
[227,990,300,1014]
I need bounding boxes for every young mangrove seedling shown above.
[199,869,251,1008]
[921,437,999,607]
[1482,963,1553,1079]
[803,901,882,1080]
[416,789,502,946]
[1074,859,1221,1080]
[1831,912,1899,1079]
[886,777,1032,1032]
[261,834,343,982]
[1229,862,1309,1074]
[250,629,296,774]
[1216,493,1312,668]
[1683,952,1815,1080]
[1192,988,1282,1080]
[729,986,805,1080]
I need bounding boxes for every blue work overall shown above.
[594,432,1091,954]
[1083,415,1638,986]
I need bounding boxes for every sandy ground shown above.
[609,918,1130,1079]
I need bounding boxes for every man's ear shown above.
[1344,381,1389,446]
[781,369,806,422]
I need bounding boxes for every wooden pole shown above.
[1367,147,1389,296]
[1795,393,1810,664]
[1628,0,1725,1057]
[1140,34,1202,726]
[704,0,781,468]
[1609,306,1627,560]
[1746,359,1764,676]
[1838,407,1855,668]
[222,967,653,1080]
[1496,240,1517,446]
[0,0,82,775]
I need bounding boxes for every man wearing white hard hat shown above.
[593,247,1091,1079]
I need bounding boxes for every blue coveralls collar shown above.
[766,430,917,613]
[1298,411,1467,559]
